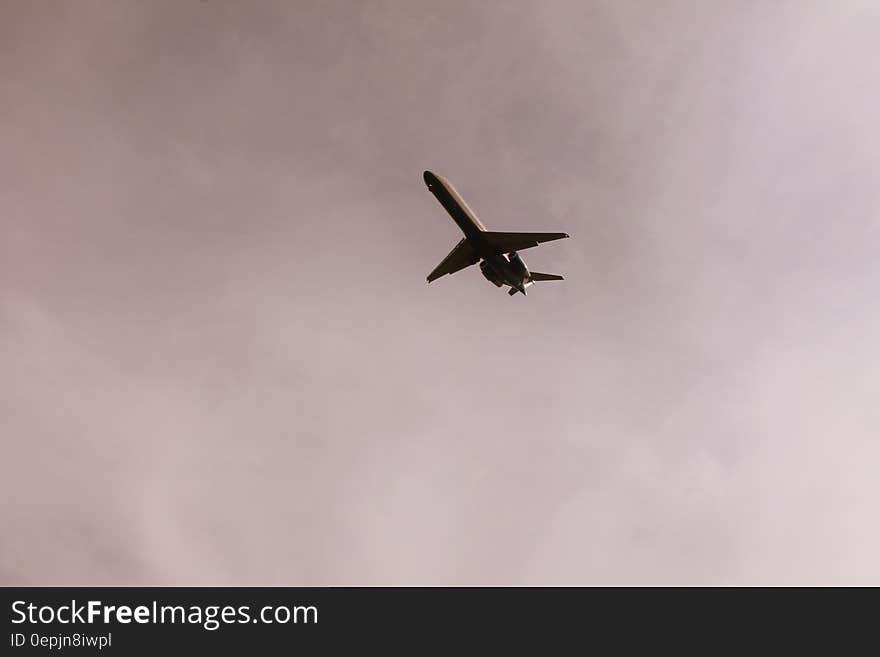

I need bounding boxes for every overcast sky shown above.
[3,1,879,585]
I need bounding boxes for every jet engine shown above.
[479,260,503,287]
[507,251,529,277]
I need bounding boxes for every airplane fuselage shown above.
[423,170,532,293]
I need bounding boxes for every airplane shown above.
[423,170,569,296]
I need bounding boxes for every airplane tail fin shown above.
[529,272,564,282]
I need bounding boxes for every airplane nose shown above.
[423,170,436,186]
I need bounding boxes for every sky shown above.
[2,1,879,585]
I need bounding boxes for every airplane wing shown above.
[426,239,479,283]
[482,231,569,254]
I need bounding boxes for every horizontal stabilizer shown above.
[482,231,569,254]
[530,272,564,282]
[508,287,519,296]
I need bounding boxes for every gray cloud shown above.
[2,0,879,585]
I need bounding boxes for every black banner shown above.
[0,587,866,652]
